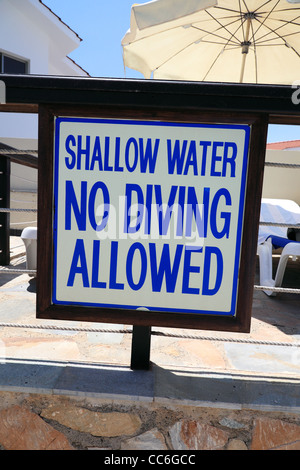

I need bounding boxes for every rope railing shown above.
[0,149,37,156]
[0,208,37,213]
[265,161,300,169]
[0,148,38,169]
[259,221,300,228]
[0,321,297,347]
[0,267,36,275]
[254,285,300,294]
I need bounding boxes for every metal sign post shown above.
[130,326,152,370]
[0,155,10,266]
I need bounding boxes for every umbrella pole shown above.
[240,18,251,83]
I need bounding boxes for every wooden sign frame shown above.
[36,104,268,333]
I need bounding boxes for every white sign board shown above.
[53,118,250,317]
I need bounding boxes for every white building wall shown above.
[0,0,49,74]
[0,0,88,152]
[263,149,300,205]
[0,0,88,215]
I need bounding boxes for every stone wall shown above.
[0,391,299,450]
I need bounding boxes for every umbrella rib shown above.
[255,31,300,45]
[241,0,250,15]
[202,37,242,80]
[253,16,300,44]
[250,3,300,44]
[153,21,242,79]
[274,16,300,27]
[192,11,249,47]
[202,49,227,81]
[195,39,235,46]
[201,21,246,80]
[124,14,240,48]
[254,42,296,46]
[197,40,239,46]
[253,0,277,15]
[248,0,281,43]
[150,32,229,76]
[271,7,300,13]
[214,6,246,16]
[204,9,241,44]
[152,39,204,73]
[253,17,300,59]
[151,14,243,76]
[239,0,246,40]
[285,43,300,59]
[254,16,300,44]
[191,23,241,46]
[249,16,258,84]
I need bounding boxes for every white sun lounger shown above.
[257,199,300,296]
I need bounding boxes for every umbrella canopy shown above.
[122,0,300,84]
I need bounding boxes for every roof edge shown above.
[39,0,82,42]
[66,56,91,77]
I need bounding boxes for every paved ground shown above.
[0,237,299,411]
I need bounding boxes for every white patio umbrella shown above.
[122,0,217,77]
[122,0,300,84]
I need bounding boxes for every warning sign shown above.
[52,117,250,316]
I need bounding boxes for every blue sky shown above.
[43,0,299,144]
[44,0,145,79]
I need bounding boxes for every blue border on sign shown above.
[52,117,250,316]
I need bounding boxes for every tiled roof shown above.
[266,140,300,150]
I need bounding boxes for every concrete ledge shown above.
[153,365,300,413]
[0,359,299,413]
